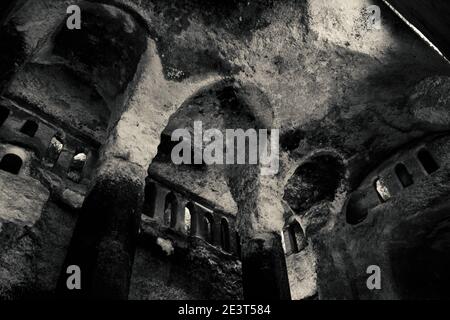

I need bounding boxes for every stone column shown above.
[88,159,145,299]
[212,215,222,247]
[59,158,145,299]
[152,184,170,224]
[190,203,200,237]
[174,196,187,233]
[241,232,291,300]
[193,207,204,239]
[237,168,291,300]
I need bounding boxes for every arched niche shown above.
[395,163,414,188]
[417,148,439,174]
[148,81,272,221]
[20,119,38,137]
[283,154,345,216]
[164,192,178,228]
[345,190,370,225]
[144,80,283,299]
[4,2,148,143]
[53,2,148,103]
[0,153,23,175]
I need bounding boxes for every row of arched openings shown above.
[159,190,231,252]
[374,148,439,202]
[0,149,87,178]
[1,105,39,137]
[0,106,88,179]
[347,148,440,225]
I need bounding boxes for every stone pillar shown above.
[237,167,291,300]
[190,203,200,237]
[241,232,291,300]
[193,207,204,239]
[89,160,145,299]
[212,215,222,247]
[227,224,238,256]
[152,184,170,224]
[56,148,75,171]
[59,158,145,299]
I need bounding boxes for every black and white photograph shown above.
[0,0,449,308]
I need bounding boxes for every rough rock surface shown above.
[0,200,77,299]
[0,171,49,227]
[130,234,242,300]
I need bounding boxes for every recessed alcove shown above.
[0,153,22,175]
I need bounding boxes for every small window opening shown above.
[0,153,22,175]
[346,191,369,225]
[395,163,414,188]
[20,120,38,137]
[417,148,439,174]
[220,218,230,252]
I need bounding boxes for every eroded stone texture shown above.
[130,234,243,300]
[0,171,49,227]
[0,193,77,299]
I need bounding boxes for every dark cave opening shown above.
[417,148,439,174]
[20,119,38,137]
[283,155,345,215]
[0,153,22,175]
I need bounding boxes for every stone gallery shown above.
[0,0,449,300]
